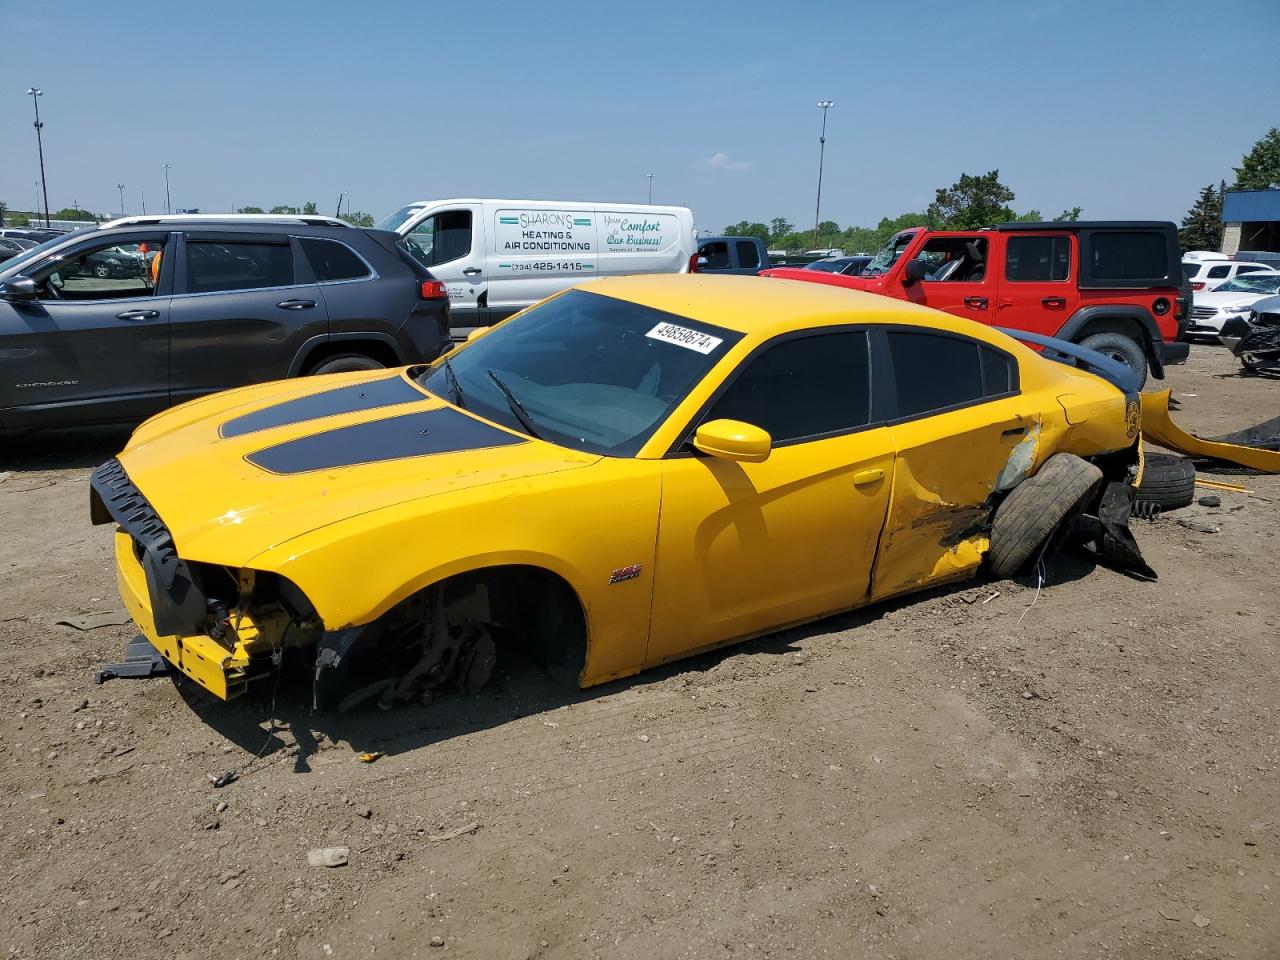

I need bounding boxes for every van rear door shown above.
[400,204,486,335]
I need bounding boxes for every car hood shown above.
[111,370,600,567]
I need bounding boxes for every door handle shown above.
[462,267,482,276]
[116,309,159,321]
[276,299,315,310]
[963,297,988,309]
[853,468,884,487]
[1041,296,1066,308]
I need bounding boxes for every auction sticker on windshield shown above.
[646,322,723,354]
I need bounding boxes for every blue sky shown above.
[2,0,1277,234]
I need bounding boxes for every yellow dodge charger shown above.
[90,275,1147,705]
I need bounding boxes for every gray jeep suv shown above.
[0,215,450,430]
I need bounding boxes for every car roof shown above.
[98,214,351,230]
[581,274,1004,340]
[991,220,1175,232]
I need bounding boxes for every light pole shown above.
[141,189,147,214]
[162,163,172,214]
[26,87,51,228]
[117,184,126,217]
[813,99,834,251]
[646,172,655,205]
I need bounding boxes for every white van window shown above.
[404,210,473,268]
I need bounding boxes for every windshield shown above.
[1214,274,1280,294]
[805,259,842,273]
[375,205,427,233]
[0,229,96,279]
[863,231,917,276]
[418,289,742,456]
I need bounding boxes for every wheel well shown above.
[1070,316,1154,354]
[301,339,400,374]
[440,565,588,688]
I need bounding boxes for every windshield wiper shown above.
[486,369,543,440]
[440,355,465,407]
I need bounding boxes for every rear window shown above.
[185,241,294,294]
[1087,231,1168,282]
[300,237,370,282]
[735,240,761,270]
[887,332,1017,418]
[1005,235,1070,282]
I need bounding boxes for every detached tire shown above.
[988,453,1104,579]
[1133,452,1195,514]
[308,354,385,376]
[1079,332,1149,390]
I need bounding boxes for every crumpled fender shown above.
[1140,390,1280,473]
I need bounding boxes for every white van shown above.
[377,199,696,333]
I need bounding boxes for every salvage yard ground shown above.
[1,345,1277,960]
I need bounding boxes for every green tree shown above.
[927,170,1017,230]
[340,210,376,227]
[236,205,265,214]
[8,212,31,226]
[1233,127,1280,190]
[1053,207,1083,222]
[769,217,794,245]
[1012,209,1043,222]
[302,201,319,215]
[1178,182,1224,252]
[53,207,95,221]
[722,220,771,243]
[269,204,301,215]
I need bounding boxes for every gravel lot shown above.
[1,345,1277,960]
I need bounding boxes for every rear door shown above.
[901,234,996,325]
[168,232,328,403]
[0,231,172,426]
[400,205,487,334]
[996,232,1078,336]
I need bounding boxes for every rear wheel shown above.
[1079,332,1149,389]
[308,354,385,376]
[988,453,1104,579]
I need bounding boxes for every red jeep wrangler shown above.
[762,221,1190,387]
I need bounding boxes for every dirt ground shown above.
[1,345,1277,960]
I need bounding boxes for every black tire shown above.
[1133,452,1195,515]
[1079,332,1149,390]
[308,354,385,376]
[988,453,1104,579]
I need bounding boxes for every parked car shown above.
[1185,271,1280,339]
[1182,257,1271,292]
[802,255,872,276]
[1219,292,1280,373]
[90,273,1152,703]
[0,238,27,264]
[378,199,696,334]
[0,227,69,243]
[763,221,1190,388]
[691,236,771,275]
[0,215,450,431]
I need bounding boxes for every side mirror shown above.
[902,259,929,285]
[1,277,37,302]
[693,419,772,463]
[466,326,491,342]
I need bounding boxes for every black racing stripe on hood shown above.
[245,408,526,474]
[220,376,425,438]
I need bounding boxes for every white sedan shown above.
[1186,271,1280,339]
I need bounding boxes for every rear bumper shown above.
[1159,340,1190,365]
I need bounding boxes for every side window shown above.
[1237,264,1267,275]
[185,241,294,294]
[700,241,730,270]
[705,331,871,444]
[887,331,986,417]
[299,237,371,282]
[1206,264,1231,279]
[913,237,988,282]
[979,345,1017,396]
[1005,236,1071,282]
[33,237,167,301]
[735,240,760,270]
[404,210,473,268]
[1088,231,1168,281]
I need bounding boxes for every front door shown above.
[902,234,995,327]
[401,206,486,335]
[168,232,328,403]
[995,232,1078,336]
[647,329,895,666]
[0,232,171,427]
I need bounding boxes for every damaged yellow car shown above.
[91,275,1151,707]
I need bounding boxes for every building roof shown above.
[1223,189,1280,224]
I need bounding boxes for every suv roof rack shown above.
[98,214,351,230]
